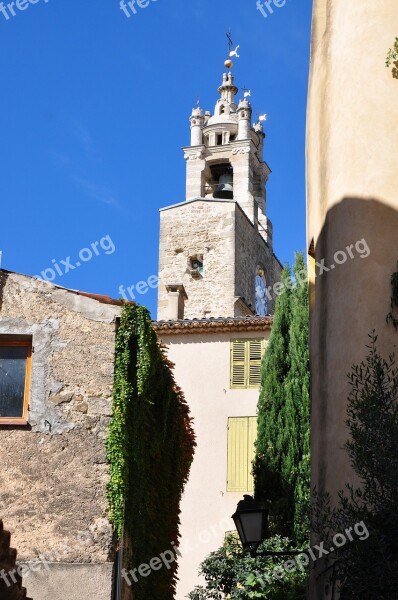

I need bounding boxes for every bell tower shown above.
[157,68,281,321]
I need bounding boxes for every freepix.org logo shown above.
[120,0,158,19]
[0,0,49,21]
[34,235,116,283]
[256,0,289,19]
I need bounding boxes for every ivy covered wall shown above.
[106,304,196,599]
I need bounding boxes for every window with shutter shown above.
[230,338,265,389]
[248,339,263,388]
[231,340,246,388]
[227,416,258,492]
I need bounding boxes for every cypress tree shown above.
[253,265,293,535]
[254,254,310,542]
[283,253,310,542]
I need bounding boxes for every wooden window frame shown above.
[230,338,265,389]
[0,340,32,425]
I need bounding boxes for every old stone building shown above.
[306,0,398,597]
[155,68,282,598]
[0,270,121,599]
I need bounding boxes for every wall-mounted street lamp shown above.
[232,495,301,558]
[232,495,268,550]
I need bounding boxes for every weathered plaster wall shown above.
[306,1,398,598]
[0,271,119,599]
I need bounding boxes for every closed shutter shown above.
[247,416,258,491]
[227,416,258,492]
[248,339,263,388]
[231,340,246,388]
[231,339,265,388]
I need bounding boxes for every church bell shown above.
[213,173,234,199]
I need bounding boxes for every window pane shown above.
[0,346,28,418]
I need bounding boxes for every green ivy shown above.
[386,37,398,68]
[386,261,398,329]
[106,304,196,599]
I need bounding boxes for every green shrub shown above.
[188,533,307,600]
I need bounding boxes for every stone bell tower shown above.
[157,70,282,321]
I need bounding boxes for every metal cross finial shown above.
[196,96,200,107]
[227,29,233,54]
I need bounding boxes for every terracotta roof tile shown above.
[153,315,272,334]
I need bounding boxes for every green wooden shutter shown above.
[227,417,258,492]
[230,340,247,388]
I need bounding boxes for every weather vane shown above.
[225,30,240,69]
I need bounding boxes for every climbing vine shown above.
[386,38,398,68]
[386,38,398,78]
[386,261,398,329]
[106,304,195,599]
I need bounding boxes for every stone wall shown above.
[0,271,119,599]
[158,199,236,320]
[234,204,281,316]
[157,199,282,321]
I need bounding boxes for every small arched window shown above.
[220,105,225,114]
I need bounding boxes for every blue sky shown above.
[0,0,313,318]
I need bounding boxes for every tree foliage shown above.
[188,533,307,600]
[253,265,293,536]
[106,304,196,600]
[313,333,398,599]
[254,254,310,542]
[386,260,398,329]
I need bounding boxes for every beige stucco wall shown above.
[306,1,398,597]
[158,329,270,599]
[0,271,119,600]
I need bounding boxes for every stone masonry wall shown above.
[158,200,236,320]
[158,199,282,321]
[0,271,118,564]
[235,205,282,315]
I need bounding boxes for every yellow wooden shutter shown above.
[247,416,258,491]
[227,417,258,492]
[248,339,263,388]
[230,340,247,388]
